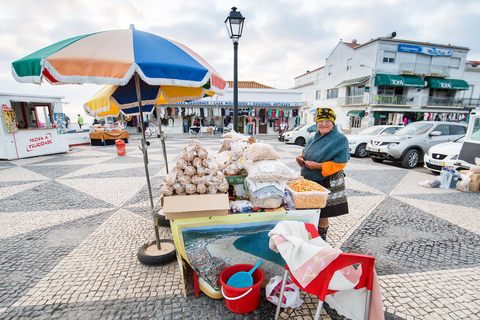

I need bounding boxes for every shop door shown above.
[259,124,267,134]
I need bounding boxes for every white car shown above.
[424,136,465,173]
[347,125,402,158]
[283,123,343,146]
[283,123,316,146]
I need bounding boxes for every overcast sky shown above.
[1,0,480,119]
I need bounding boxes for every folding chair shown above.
[274,223,376,320]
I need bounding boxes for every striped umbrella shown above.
[11,25,228,253]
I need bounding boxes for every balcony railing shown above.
[337,95,365,105]
[372,95,416,105]
[424,97,480,108]
[398,62,450,77]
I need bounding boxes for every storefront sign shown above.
[26,133,53,152]
[173,101,303,107]
[398,44,453,56]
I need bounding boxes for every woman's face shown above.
[317,120,334,135]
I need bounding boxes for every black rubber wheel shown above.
[295,137,306,146]
[401,149,420,169]
[354,143,368,158]
[137,240,176,265]
[155,211,170,227]
[371,158,383,163]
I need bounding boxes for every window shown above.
[472,118,480,141]
[434,124,450,135]
[450,125,466,135]
[383,127,399,134]
[346,85,365,96]
[327,88,338,99]
[383,51,396,63]
[315,90,322,100]
[346,59,352,71]
[449,57,461,69]
[328,65,333,76]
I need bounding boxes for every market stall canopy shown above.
[375,74,424,88]
[347,110,365,117]
[335,76,370,87]
[11,26,228,95]
[425,77,469,90]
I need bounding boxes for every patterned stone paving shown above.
[0,133,479,319]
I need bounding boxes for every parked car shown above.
[424,136,465,173]
[278,124,305,141]
[347,125,402,158]
[283,123,316,146]
[457,109,480,169]
[366,121,468,168]
[283,123,343,146]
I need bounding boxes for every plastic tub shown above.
[286,181,330,209]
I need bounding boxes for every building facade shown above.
[294,34,480,133]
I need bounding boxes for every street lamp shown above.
[360,64,375,127]
[225,6,245,132]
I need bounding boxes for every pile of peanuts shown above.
[287,179,326,192]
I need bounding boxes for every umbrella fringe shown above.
[11,66,43,84]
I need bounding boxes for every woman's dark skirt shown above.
[314,170,349,218]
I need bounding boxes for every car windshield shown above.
[395,123,433,135]
[359,126,385,135]
[293,124,310,131]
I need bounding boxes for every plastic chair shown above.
[274,223,376,320]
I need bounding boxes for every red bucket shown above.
[115,139,126,156]
[219,264,264,314]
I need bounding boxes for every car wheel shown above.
[371,158,383,163]
[295,137,305,146]
[355,143,368,158]
[401,149,420,169]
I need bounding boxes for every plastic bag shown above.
[230,200,254,213]
[265,276,303,309]
[243,159,302,181]
[456,172,472,192]
[418,177,441,188]
[244,143,281,161]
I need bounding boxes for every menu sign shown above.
[2,104,17,133]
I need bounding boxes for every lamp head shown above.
[225,7,245,42]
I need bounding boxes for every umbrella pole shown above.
[134,73,161,250]
[156,105,169,174]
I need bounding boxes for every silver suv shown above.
[366,121,467,168]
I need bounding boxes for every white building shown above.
[294,33,480,133]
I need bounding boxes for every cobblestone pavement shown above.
[0,133,479,319]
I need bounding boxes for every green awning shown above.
[347,110,365,117]
[375,74,424,88]
[373,111,388,118]
[425,77,469,90]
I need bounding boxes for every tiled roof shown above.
[344,42,361,48]
[227,81,275,89]
[467,60,480,65]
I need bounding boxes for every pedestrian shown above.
[296,108,350,241]
[183,118,188,133]
[64,114,70,128]
[77,114,84,129]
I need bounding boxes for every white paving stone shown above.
[0,166,50,182]
[390,171,458,196]
[0,181,47,200]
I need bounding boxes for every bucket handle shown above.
[221,286,253,300]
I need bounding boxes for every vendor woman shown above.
[296,108,350,241]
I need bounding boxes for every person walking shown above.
[64,114,70,128]
[77,114,84,129]
[296,108,350,241]
[183,118,188,133]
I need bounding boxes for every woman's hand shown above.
[304,160,322,170]
[296,156,304,167]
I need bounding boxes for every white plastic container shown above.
[285,181,330,209]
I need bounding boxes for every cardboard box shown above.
[162,193,229,219]
[459,170,480,183]
[469,182,480,192]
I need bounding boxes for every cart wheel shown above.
[155,211,170,227]
[137,240,176,265]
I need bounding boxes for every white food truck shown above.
[0,92,69,160]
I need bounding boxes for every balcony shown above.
[398,62,450,77]
[337,95,365,105]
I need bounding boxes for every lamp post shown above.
[360,64,375,127]
[225,6,245,132]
